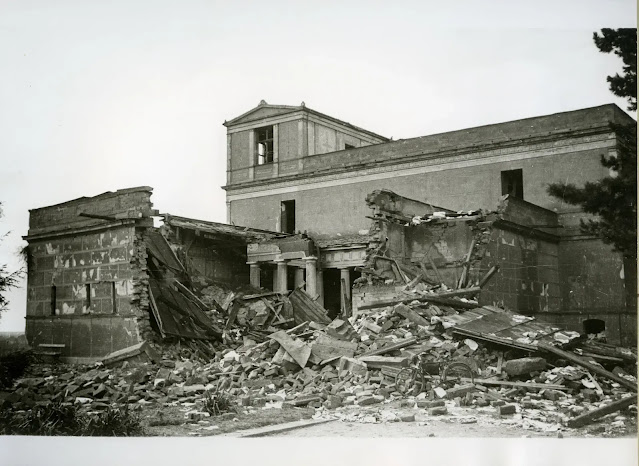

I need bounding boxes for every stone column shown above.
[248,262,261,288]
[294,267,305,289]
[275,259,288,293]
[316,269,324,306]
[304,256,317,297]
[340,267,351,315]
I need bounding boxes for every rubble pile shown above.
[2,286,636,434]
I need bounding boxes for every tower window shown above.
[501,169,524,199]
[255,126,274,165]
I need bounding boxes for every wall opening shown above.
[85,284,91,311]
[501,169,524,199]
[583,318,606,336]
[260,264,274,291]
[323,269,341,319]
[111,282,117,314]
[344,143,356,150]
[281,200,296,234]
[255,126,274,165]
[50,285,56,316]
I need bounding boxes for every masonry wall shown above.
[551,238,634,346]
[25,187,155,362]
[479,226,561,315]
[25,226,141,361]
[230,147,610,236]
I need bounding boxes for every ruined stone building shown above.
[223,101,636,344]
[23,101,636,361]
[23,187,284,362]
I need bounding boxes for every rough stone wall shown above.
[553,238,634,346]
[25,226,142,361]
[479,226,561,315]
[24,187,156,362]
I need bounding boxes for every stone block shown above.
[498,404,517,415]
[428,406,447,415]
[543,389,566,401]
[445,383,476,399]
[338,357,368,377]
[503,357,547,376]
[358,395,384,406]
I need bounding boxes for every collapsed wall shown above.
[354,190,562,320]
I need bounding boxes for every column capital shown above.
[303,256,318,262]
[274,258,287,264]
[247,261,260,266]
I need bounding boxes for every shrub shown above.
[0,402,143,436]
[0,350,34,389]
[202,388,236,417]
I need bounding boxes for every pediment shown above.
[224,102,302,127]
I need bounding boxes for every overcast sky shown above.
[0,0,636,332]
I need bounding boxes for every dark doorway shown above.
[281,200,296,234]
[323,269,341,319]
[323,268,362,319]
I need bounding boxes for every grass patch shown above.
[0,402,143,436]
[142,405,314,437]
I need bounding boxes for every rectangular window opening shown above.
[501,169,523,199]
[255,126,274,165]
[111,282,117,314]
[281,200,296,234]
[50,285,57,316]
[85,284,91,311]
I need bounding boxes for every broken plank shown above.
[357,356,409,369]
[360,337,418,357]
[537,342,637,393]
[434,287,481,298]
[289,287,332,325]
[429,376,568,391]
[457,239,476,289]
[566,395,637,428]
[479,265,500,288]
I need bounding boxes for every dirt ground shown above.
[136,399,637,438]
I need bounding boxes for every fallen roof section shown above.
[162,214,289,242]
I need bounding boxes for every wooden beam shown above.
[566,395,636,428]
[360,337,418,357]
[457,238,476,289]
[537,342,637,393]
[358,293,479,311]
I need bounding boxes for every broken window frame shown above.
[255,126,274,165]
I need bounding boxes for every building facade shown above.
[223,102,636,345]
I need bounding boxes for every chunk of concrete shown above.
[503,357,547,376]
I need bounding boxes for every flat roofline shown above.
[29,186,153,212]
